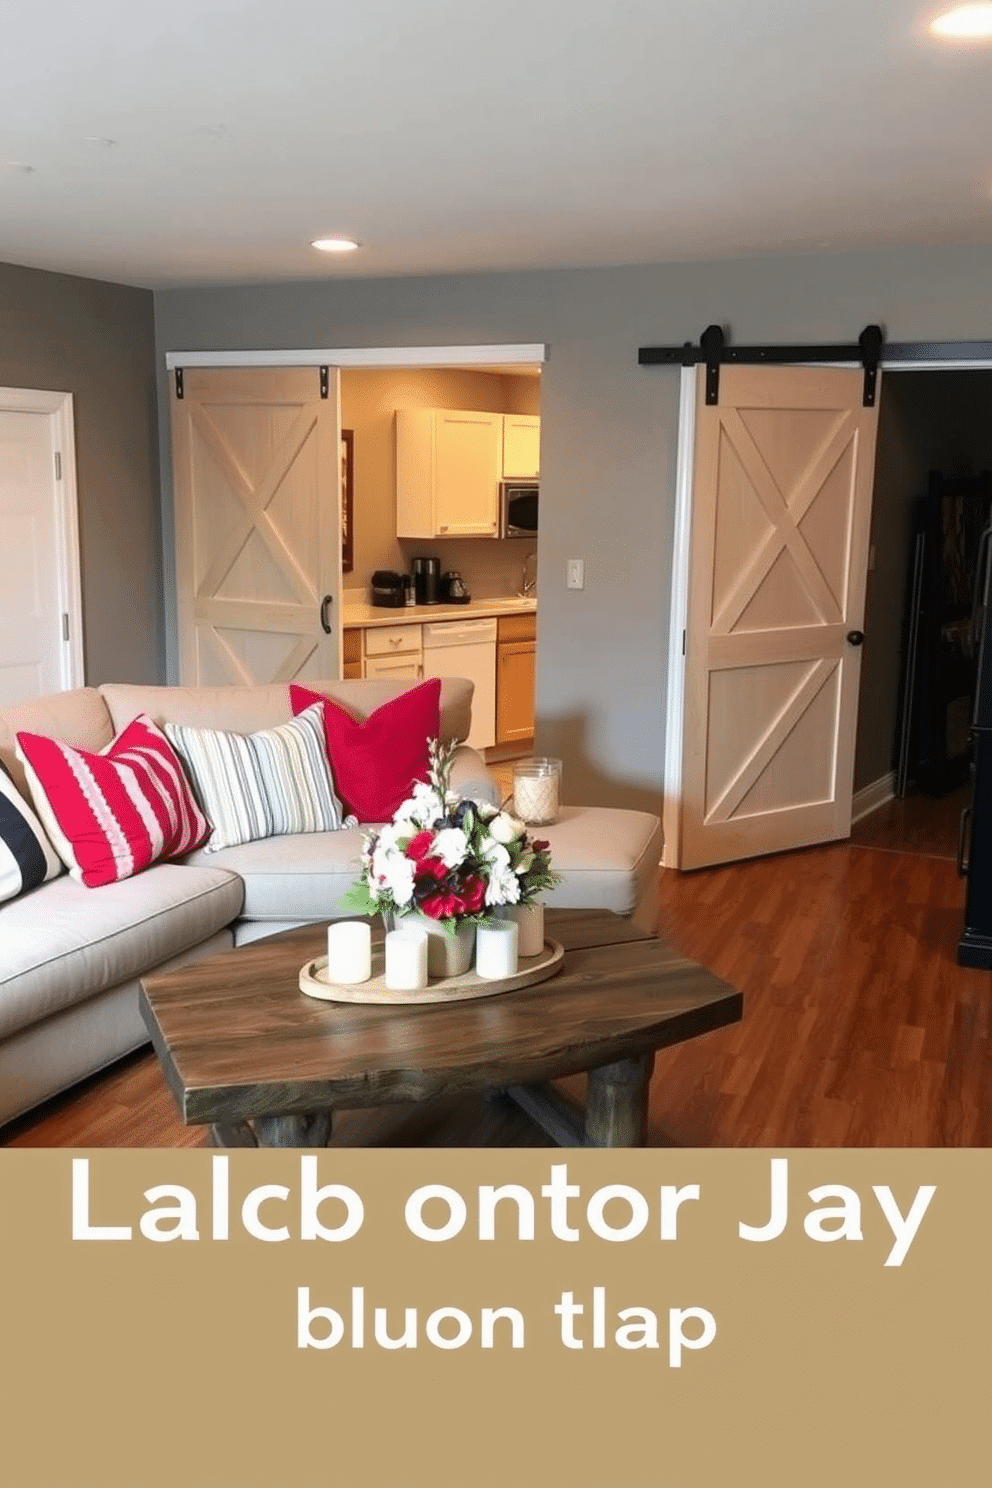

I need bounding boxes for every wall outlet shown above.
[566,558,585,590]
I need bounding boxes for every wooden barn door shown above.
[171,367,340,686]
[679,364,880,870]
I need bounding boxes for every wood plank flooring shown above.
[5,796,990,1148]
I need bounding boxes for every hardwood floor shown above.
[5,798,990,1149]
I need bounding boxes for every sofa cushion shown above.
[183,826,366,922]
[0,687,114,798]
[0,759,62,903]
[99,676,474,748]
[165,702,353,854]
[15,714,211,887]
[291,677,441,822]
[0,863,243,1040]
[536,807,663,915]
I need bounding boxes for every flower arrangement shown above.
[339,738,561,930]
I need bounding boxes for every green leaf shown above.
[337,882,376,915]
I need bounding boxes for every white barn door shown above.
[679,365,880,870]
[171,367,340,686]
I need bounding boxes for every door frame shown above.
[0,386,84,692]
[162,343,547,683]
[663,353,992,869]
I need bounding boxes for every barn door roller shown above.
[639,323,884,407]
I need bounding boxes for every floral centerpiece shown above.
[339,739,561,974]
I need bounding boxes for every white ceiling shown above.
[2,0,991,289]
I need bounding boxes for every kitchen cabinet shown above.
[496,612,536,745]
[362,622,423,680]
[502,414,540,479]
[343,627,362,679]
[396,408,501,538]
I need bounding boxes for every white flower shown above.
[431,827,469,869]
[488,811,526,845]
[485,858,522,907]
[395,781,445,829]
[371,844,415,906]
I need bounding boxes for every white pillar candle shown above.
[511,900,545,958]
[475,918,519,980]
[384,927,430,990]
[326,920,372,985]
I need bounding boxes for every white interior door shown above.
[0,397,83,706]
[171,367,340,686]
[679,364,880,870]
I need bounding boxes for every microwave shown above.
[499,480,538,539]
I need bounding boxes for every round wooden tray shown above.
[299,938,564,1005]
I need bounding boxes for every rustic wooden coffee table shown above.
[139,910,742,1148]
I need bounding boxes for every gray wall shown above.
[855,370,992,791]
[153,243,992,815]
[0,261,162,686]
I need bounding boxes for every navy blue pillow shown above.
[0,757,61,903]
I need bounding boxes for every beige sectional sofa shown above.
[0,676,662,1130]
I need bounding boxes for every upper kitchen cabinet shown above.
[501,413,541,479]
[396,408,501,538]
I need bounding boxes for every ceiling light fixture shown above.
[311,236,360,253]
[930,4,992,37]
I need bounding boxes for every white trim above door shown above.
[0,386,84,695]
[165,343,548,371]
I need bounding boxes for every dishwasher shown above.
[422,617,497,751]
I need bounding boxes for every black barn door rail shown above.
[638,323,885,407]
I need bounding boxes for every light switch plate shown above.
[567,558,584,590]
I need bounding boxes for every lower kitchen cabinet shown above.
[496,613,536,745]
[342,627,362,679]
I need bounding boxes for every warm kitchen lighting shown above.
[311,236,360,253]
[930,4,992,37]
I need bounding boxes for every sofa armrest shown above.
[448,746,501,809]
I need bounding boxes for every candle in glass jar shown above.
[475,918,519,980]
[384,927,429,990]
[326,920,372,984]
[512,758,561,825]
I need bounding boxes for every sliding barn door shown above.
[680,365,880,870]
[171,367,340,686]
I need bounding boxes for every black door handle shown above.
[846,630,865,646]
[958,805,972,878]
[320,595,333,634]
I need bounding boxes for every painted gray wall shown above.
[0,261,162,686]
[153,243,992,814]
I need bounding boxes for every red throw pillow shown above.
[290,678,442,822]
[15,713,211,888]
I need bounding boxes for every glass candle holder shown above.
[512,757,562,825]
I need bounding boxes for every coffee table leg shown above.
[211,1112,333,1148]
[584,1054,654,1147]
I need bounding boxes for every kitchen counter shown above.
[342,596,537,629]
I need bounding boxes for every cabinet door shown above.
[434,411,501,536]
[502,415,540,478]
[496,640,536,744]
[364,655,422,680]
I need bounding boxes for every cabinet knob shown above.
[846,630,865,647]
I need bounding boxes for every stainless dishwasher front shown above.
[422,617,498,751]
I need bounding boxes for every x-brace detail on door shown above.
[638,324,884,407]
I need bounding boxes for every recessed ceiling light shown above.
[80,136,117,147]
[311,236,360,253]
[930,5,992,38]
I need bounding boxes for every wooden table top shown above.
[140,910,743,1126]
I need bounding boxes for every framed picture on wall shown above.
[341,428,354,573]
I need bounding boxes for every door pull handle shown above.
[958,805,972,878]
[320,595,333,633]
[846,630,865,646]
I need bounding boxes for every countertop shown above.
[342,596,537,629]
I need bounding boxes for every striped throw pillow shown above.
[15,714,212,888]
[0,758,63,903]
[164,702,353,853]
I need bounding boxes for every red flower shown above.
[459,876,486,914]
[420,890,462,920]
[416,855,450,884]
[531,839,549,852]
[406,829,435,862]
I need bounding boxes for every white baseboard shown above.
[851,771,896,824]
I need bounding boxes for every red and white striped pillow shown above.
[15,713,211,888]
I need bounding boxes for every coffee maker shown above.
[411,556,440,605]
